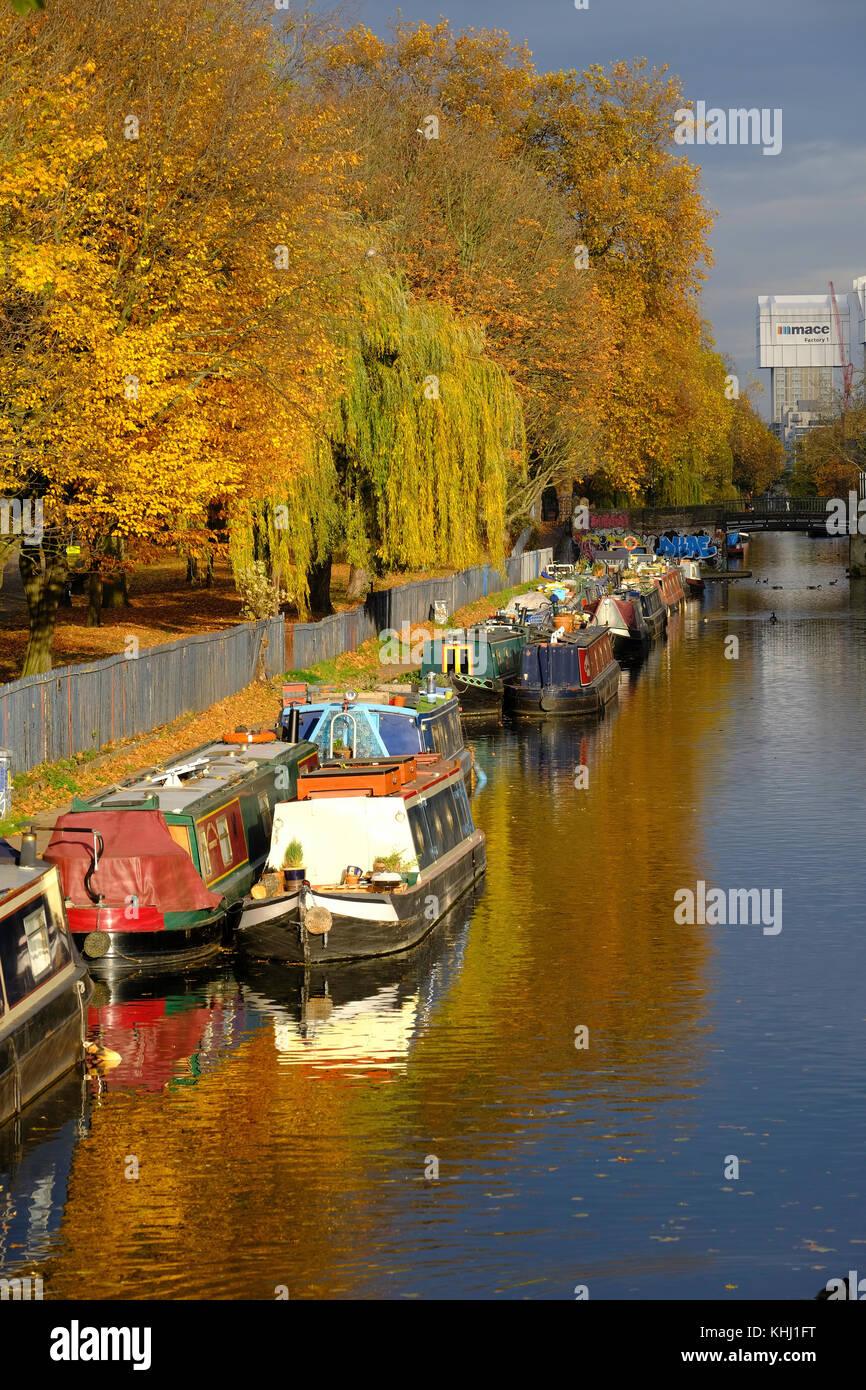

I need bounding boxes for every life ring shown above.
[623,535,640,550]
[222,727,275,744]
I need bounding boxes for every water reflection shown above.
[87,971,251,1093]
[239,895,476,1076]
[27,534,866,1299]
[0,1070,89,1279]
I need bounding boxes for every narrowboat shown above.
[727,530,749,556]
[235,752,485,964]
[1,837,92,1128]
[652,566,687,610]
[417,625,527,718]
[590,585,666,660]
[278,688,471,785]
[679,557,705,594]
[503,626,621,717]
[43,733,319,975]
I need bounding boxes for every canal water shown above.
[3,532,864,1301]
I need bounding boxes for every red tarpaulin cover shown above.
[45,810,223,911]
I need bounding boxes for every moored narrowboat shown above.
[590,585,667,660]
[236,752,485,964]
[653,566,687,610]
[679,557,705,593]
[43,733,319,975]
[417,625,527,717]
[279,689,472,786]
[503,626,621,717]
[1,838,92,1127]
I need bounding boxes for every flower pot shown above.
[282,867,305,889]
[344,865,362,888]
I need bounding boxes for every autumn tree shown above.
[0,0,347,672]
[728,391,785,496]
[790,389,866,498]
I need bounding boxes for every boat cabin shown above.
[280,693,467,775]
[1,844,91,1124]
[420,626,525,686]
[47,737,319,906]
[266,755,476,886]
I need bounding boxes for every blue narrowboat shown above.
[279,689,472,786]
[503,626,621,717]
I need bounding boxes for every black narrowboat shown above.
[503,626,621,717]
[1,838,92,1128]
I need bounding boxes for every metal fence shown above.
[290,548,554,669]
[0,616,284,775]
[1,549,553,776]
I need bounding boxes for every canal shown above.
[3,532,864,1301]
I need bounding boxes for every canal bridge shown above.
[622,495,833,535]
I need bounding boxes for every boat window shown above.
[24,903,52,980]
[216,816,232,865]
[452,781,474,837]
[198,828,213,880]
[377,711,422,754]
[407,803,436,869]
[424,788,462,857]
[429,710,461,759]
[297,711,321,741]
[167,823,193,858]
[257,792,272,837]
[0,891,71,1006]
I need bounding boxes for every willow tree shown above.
[231,269,526,616]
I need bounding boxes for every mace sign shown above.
[757,293,851,368]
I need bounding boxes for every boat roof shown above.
[285,695,458,719]
[71,738,317,819]
[0,841,55,908]
[528,625,609,648]
[297,754,461,802]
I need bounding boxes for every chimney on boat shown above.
[283,706,301,744]
[19,828,38,869]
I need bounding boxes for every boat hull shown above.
[451,677,505,718]
[0,961,92,1127]
[237,832,486,964]
[504,660,620,718]
[70,907,226,977]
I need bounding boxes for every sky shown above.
[330,0,865,416]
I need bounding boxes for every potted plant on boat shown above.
[282,839,305,890]
[371,849,410,891]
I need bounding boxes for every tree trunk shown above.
[102,571,129,608]
[86,571,103,627]
[306,556,334,616]
[19,539,68,676]
[345,564,372,602]
[101,534,130,608]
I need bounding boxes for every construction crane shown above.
[829,280,854,406]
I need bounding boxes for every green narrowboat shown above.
[418,625,528,718]
[43,733,319,976]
